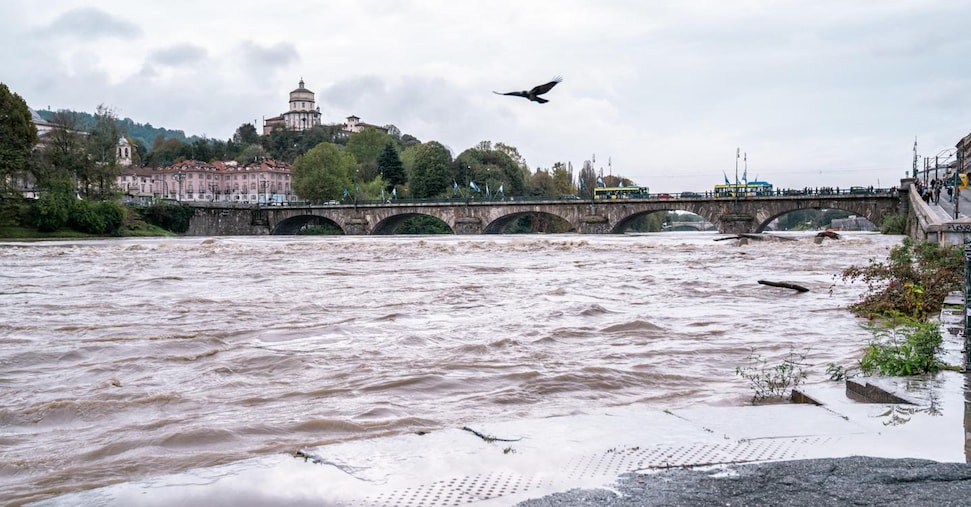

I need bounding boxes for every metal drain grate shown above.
[356,471,557,507]
[563,435,836,480]
[352,436,839,507]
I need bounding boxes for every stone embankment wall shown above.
[187,207,269,236]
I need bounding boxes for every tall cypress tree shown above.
[377,142,406,190]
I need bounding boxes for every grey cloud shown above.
[238,41,299,69]
[148,44,208,66]
[320,76,386,106]
[39,7,141,40]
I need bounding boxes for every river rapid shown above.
[0,232,901,505]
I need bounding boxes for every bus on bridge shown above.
[713,181,774,198]
[593,186,650,199]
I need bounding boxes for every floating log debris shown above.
[758,280,810,292]
[462,426,522,443]
[816,230,841,240]
[714,233,796,242]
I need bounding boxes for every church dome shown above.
[290,78,313,98]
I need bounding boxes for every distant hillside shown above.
[35,109,200,149]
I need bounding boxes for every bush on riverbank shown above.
[879,212,906,234]
[839,237,962,321]
[0,196,173,238]
[834,238,960,377]
[859,316,944,376]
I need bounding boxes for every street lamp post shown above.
[173,171,185,202]
[957,149,964,219]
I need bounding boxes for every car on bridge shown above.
[680,192,701,198]
[657,193,673,199]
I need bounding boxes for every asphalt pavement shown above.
[515,457,971,507]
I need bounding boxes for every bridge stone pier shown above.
[187,190,903,236]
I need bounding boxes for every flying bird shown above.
[493,76,562,103]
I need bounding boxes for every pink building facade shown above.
[117,159,295,204]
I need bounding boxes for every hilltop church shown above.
[262,78,387,136]
[262,78,322,134]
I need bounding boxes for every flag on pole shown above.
[596,176,605,188]
[486,184,491,197]
[470,181,480,192]
[391,187,397,198]
[498,184,504,195]
[453,180,459,195]
[742,152,748,184]
[723,172,730,185]
[342,187,350,198]
[381,189,385,200]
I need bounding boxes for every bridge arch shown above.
[272,214,345,235]
[482,211,575,234]
[612,209,667,233]
[753,202,886,233]
[371,213,454,235]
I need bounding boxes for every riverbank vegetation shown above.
[0,196,178,238]
[840,238,962,321]
[735,348,809,402]
[834,238,961,377]
[739,238,960,400]
[879,212,907,234]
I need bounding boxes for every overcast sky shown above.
[3,1,970,191]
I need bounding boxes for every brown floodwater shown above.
[0,232,921,505]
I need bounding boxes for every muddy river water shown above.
[0,232,945,504]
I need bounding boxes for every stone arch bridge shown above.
[186,192,902,236]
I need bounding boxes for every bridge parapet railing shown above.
[171,187,899,209]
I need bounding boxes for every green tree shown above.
[399,134,421,148]
[409,141,453,198]
[145,136,186,167]
[356,176,391,201]
[131,137,148,165]
[377,142,407,189]
[32,111,87,193]
[188,137,213,163]
[454,144,526,197]
[0,83,38,196]
[577,160,598,198]
[236,143,268,164]
[291,142,356,201]
[346,127,392,182]
[262,128,301,162]
[84,104,123,199]
[31,179,74,231]
[551,162,575,195]
[527,169,556,196]
[233,123,260,145]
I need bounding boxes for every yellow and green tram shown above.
[713,181,773,197]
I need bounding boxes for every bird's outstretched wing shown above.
[529,76,562,96]
[493,76,563,103]
[493,90,529,98]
